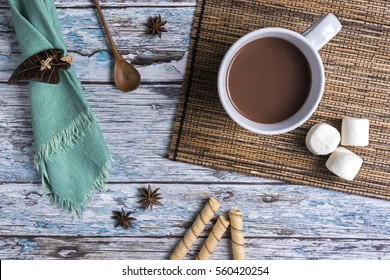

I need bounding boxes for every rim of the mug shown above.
[217,27,325,135]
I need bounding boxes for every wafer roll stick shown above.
[196,216,230,260]
[170,197,221,260]
[229,209,245,260]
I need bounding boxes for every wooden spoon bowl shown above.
[114,58,141,92]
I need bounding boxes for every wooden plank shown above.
[0,84,269,182]
[1,236,389,260]
[0,0,197,8]
[0,7,194,82]
[0,183,389,238]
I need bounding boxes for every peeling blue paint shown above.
[94,51,113,63]
[143,51,153,57]
[336,213,369,227]
[143,124,152,133]
[164,65,177,72]
[309,200,325,207]
[66,31,85,46]
[98,228,110,234]
[17,238,38,255]
[294,246,311,254]
[0,55,15,72]
[34,221,48,228]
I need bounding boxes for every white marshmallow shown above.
[341,117,369,146]
[305,123,340,155]
[326,147,363,181]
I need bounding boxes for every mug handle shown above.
[302,13,342,51]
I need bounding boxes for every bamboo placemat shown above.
[169,0,390,200]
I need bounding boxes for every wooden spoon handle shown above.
[93,0,121,59]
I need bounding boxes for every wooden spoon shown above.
[93,0,141,92]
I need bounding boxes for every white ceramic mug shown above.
[218,13,342,135]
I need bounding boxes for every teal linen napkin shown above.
[9,0,111,214]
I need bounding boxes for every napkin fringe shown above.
[34,108,96,169]
[42,157,112,216]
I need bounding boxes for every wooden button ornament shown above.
[8,48,73,84]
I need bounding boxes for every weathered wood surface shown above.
[0,0,389,260]
[0,6,193,83]
[0,84,269,183]
[2,236,389,260]
[0,183,389,238]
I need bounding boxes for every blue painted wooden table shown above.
[0,0,389,259]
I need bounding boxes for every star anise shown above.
[138,184,163,210]
[147,14,167,38]
[111,208,136,229]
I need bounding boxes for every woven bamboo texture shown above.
[170,0,390,200]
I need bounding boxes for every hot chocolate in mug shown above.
[218,13,342,135]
